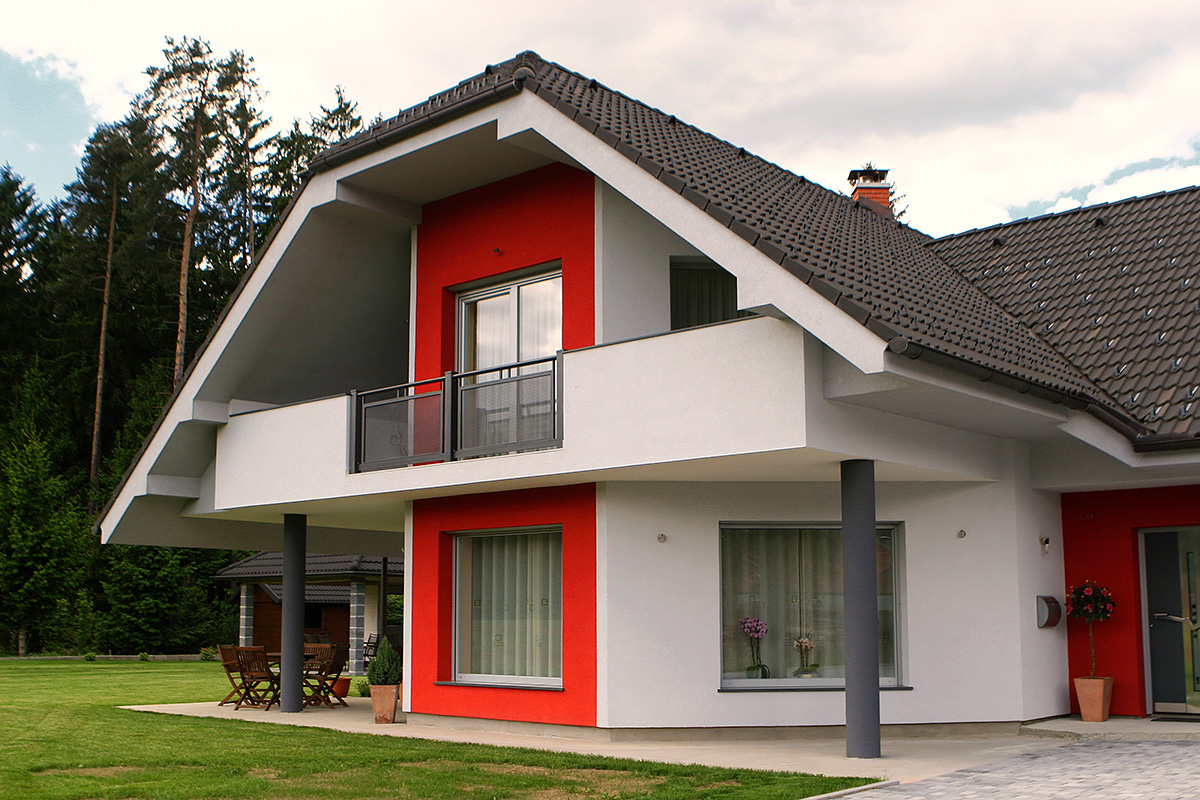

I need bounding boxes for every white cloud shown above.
[3,0,1200,234]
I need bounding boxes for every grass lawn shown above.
[0,660,876,799]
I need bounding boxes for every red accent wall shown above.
[410,484,597,727]
[1062,484,1200,716]
[414,162,595,380]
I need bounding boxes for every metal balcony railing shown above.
[352,353,563,472]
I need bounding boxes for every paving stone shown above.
[861,741,1200,800]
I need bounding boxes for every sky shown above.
[2,0,1199,236]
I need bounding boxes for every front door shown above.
[1145,528,1200,714]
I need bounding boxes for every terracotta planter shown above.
[369,684,398,723]
[331,676,351,698]
[1074,676,1113,722]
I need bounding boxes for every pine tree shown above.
[0,166,47,389]
[261,86,364,234]
[0,365,85,655]
[138,37,256,388]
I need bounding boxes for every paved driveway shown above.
[860,740,1200,800]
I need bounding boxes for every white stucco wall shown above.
[595,471,1070,729]
[594,181,703,344]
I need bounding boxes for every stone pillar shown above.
[280,513,307,713]
[841,459,881,758]
[349,579,366,675]
[239,582,255,646]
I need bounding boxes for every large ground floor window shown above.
[720,524,901,688]
[455,527,563,687]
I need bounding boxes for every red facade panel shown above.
[1062,484,1200,716]
[414,162,596,380]
[410,484,598,727]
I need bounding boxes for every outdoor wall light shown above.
[657,533,668,543]
[956,529,967,539]
[1040,536,1052,554]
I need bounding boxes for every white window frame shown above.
[718,521,904,690]
[453,526,564,688]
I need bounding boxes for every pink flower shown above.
[1083,587,1093,596]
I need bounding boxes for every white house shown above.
[98,52,1200,754]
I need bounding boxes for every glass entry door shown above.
[1145,528,1200,714]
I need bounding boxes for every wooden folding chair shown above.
[234,646,280,710]
[217,644,245,706]
[301,643,333,708]
[314,643,350,708]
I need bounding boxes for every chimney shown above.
[848,166,893,219]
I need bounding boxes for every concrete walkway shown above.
[110,700,1047,782]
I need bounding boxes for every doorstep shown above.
[1021,715,1200,741]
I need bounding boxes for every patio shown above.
[120,698,1191,783]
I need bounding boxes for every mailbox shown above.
[1036,595,1062,628]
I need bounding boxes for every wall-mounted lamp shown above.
[657,533,667,543]
[1039,536,1051,554]
[956,529,967,539]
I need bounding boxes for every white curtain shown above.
[720,527,896,683]
[517,275,562,362]
[463,291,513,372]
[460,530,562,679]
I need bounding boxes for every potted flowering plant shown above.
[740,617,770,678]
[1067,581,1116,722]
[792,635,819,677]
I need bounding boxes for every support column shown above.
[280,513,307,713]
[239,582,255,646]
[841,459,881,758]
[378,556,389,642]
[349,579,366,675]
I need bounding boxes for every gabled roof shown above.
[258,584,352,605]
[215,551,401,581]
[932,187,1200,446]
[310,51,1109,409]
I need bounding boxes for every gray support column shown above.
[378,557,389,642]
[349,579,366,675]
[280,513,307,713]
[841,459,881,758]
[239,582,255,646]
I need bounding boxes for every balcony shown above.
[353,354,563,472]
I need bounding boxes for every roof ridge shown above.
[935,184,1200,243]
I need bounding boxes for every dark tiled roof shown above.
[311,51,1106,405]
[259,584,351,604]
[932,187,1200,439]
[215,551,402,580]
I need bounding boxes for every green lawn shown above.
[0,660,875,799]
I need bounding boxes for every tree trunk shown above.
[17,626,26,657]
[89,177,118,515]
[174,119,202,390]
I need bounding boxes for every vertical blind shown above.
[458,529,563,680]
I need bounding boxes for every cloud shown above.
[0,49,98,199]
[2,0,1199,231]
